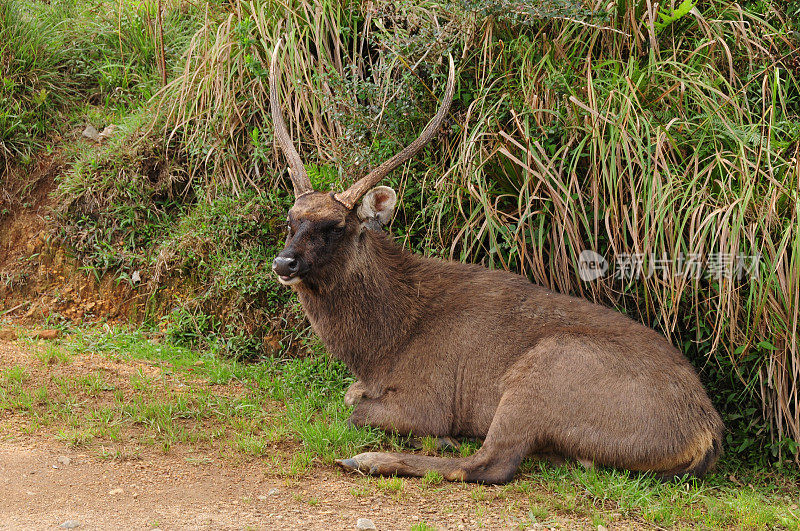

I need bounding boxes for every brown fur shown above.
[275,191,724,484]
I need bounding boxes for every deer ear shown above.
[357,186,397,226]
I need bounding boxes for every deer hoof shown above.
[336,458,365,474]
[344,381,367,407]
[336,452,392,476]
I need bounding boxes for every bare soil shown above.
[0,439,565,530]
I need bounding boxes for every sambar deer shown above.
[269,41,723,484]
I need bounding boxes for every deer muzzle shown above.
[272,254,306,286]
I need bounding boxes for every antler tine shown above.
[334,54,456,210]
[270,38,313,197]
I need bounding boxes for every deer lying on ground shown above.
[269,41,723,484]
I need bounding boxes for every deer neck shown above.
[296,231,427,382]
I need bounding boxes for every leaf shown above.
[654,0,697,31]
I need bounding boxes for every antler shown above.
[334,54,456,210]
[270,38,313,197]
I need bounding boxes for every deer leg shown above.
[338,392,534,484]
[336,443,525,484]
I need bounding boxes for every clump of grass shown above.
[375,475,405,495]
[521,460,800,529]
[421,470,444,488]
[56,110,190,278]
[1,365,30,385]
[56,427,98,448]
[1,0,201,176]
[0,1,75,171]
[78,373,115,396]
[234,434,270,456]
[150,187,301,359]
[36,345,72,366]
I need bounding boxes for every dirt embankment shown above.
[1,156,136,322]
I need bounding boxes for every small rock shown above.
[356,518,377,530]
[82,124,100,141]
[98,125,117,143]
[58,456,72,466]
[31,329,59,340]
[597,526,608,531]
[0,329,17,341]
[60,521,81,529]
[108,488,124,495]
[257,495,267,501]
[268,488,279,496]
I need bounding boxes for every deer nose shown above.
[272,256,300,277]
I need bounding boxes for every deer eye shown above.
[329,225,344,236]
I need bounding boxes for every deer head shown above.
[269,39,455,290]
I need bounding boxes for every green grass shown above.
[5,325,379,466]
[0,0,204,172]
[36,344,71,366]
[507,461,800,529]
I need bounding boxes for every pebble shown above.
[108,488,124,495]
[59,521,80,529]
[82,125,99,141]
[268,488,279,495]
[31,329,59,340]
[98,125,117,143]
[58,456,72,466]
[356,518,377,530]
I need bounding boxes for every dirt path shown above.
[0,337,597,530]
[0,435,569,530]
